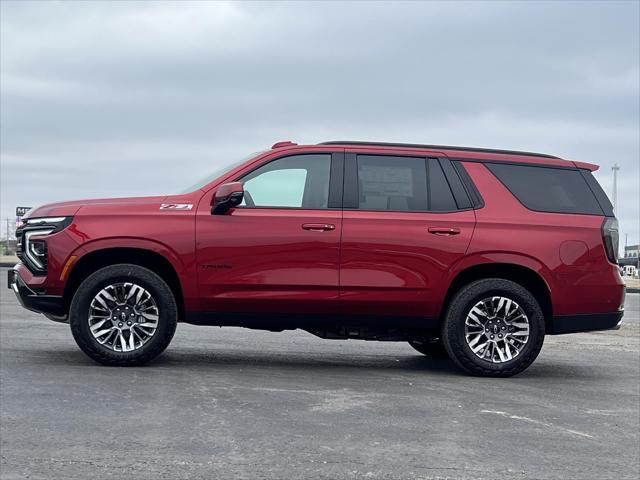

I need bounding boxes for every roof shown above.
[268,140,597,171]
[318,141,560,159]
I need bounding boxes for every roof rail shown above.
[318,141,560,159]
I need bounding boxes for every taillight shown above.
[602,217,619,264]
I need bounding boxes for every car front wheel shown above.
[69,264,177,366]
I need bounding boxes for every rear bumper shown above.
[8,268,67,318]
[548,311,624,335]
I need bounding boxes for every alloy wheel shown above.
[87,282,159,352]
[464,296,530,363]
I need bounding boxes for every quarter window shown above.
[429,158,458,211]
[240,154,331,209]
[487,163,604,215]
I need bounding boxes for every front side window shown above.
[240,154,331,209]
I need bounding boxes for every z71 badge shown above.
[160,203,193,210]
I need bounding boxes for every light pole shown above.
[611,163,620,215]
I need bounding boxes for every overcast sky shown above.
[1,1,639,246]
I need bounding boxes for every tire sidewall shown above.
[70,264,177,365]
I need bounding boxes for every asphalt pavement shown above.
[1,267,638,480]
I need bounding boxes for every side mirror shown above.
[212,182,244,215]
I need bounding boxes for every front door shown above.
[339,152,475,319]
[195,152,343,316]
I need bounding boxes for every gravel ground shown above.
[1,268,638,480]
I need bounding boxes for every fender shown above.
[66,237,199,311]
[439,251,555,305]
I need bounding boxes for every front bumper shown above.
[548,311,624,335]
[8,268,67,319]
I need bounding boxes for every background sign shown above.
[16,206,32,217]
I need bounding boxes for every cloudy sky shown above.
[1,1,638,247]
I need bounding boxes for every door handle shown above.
[302,223,336,232]
[428,227,461,236]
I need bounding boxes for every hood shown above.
[23,195,171,219]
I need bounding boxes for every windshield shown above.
[178,151,265,193]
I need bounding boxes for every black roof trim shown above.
[318,141,560,159]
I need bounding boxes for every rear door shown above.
[339,152,475,319]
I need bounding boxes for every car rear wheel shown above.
[69,264,177,366]
[442,278,545,377]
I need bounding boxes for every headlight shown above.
[26,217,71,226]
[17,217,73,274]
[25,229,54,270]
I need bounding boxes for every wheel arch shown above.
[442,262,553,328]
[64,247,185,321]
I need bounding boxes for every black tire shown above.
[442,278,545,377]
[69,264,177,366]
[408,337,449,358]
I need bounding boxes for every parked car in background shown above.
[8,140,626,376]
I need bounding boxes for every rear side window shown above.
[487,163,604,215]
[354,155,461,212]
[357,155,428,211]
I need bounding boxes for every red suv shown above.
[9,141,625,376]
